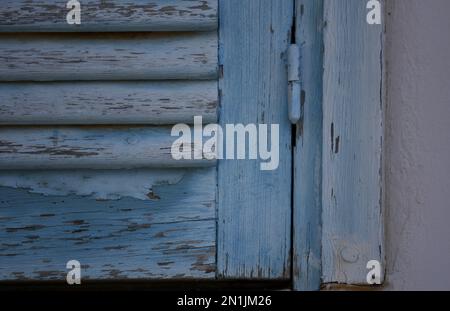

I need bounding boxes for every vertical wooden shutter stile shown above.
[0,1,219,281]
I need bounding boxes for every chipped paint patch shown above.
[0,169,185,200]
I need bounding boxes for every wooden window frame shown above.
[293,0,385,290]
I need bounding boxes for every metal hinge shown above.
[288,44,301,124]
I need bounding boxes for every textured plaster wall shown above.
[385,0,450,290]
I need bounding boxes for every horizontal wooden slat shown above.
[0,32,218,81]
[0,168,216,280]
[0,81,217,125]
[0,127,215,170]
[0,0,218,32]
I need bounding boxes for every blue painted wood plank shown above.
[217,0,293,279]
[0,168,216,281]
[0,32,218,81]
[0,0,218,32]
[293,0,324,291]
[0,81,218,125]
[321,0,384,284]
[0,126,215,169]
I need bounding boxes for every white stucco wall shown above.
[385,0,450,290]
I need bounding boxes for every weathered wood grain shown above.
[322,0,384,284]
[0,32,218,81]
[217,0,293,279]
[0,127,215,169]
[293,0,324,291]
[0,0,221,283]
[0,81,217,125]
[0,169,186,201]
[0,168,216,280]
[0,0,217,32]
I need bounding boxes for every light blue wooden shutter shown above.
[0,0,295,283]
[0,0,219,281]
